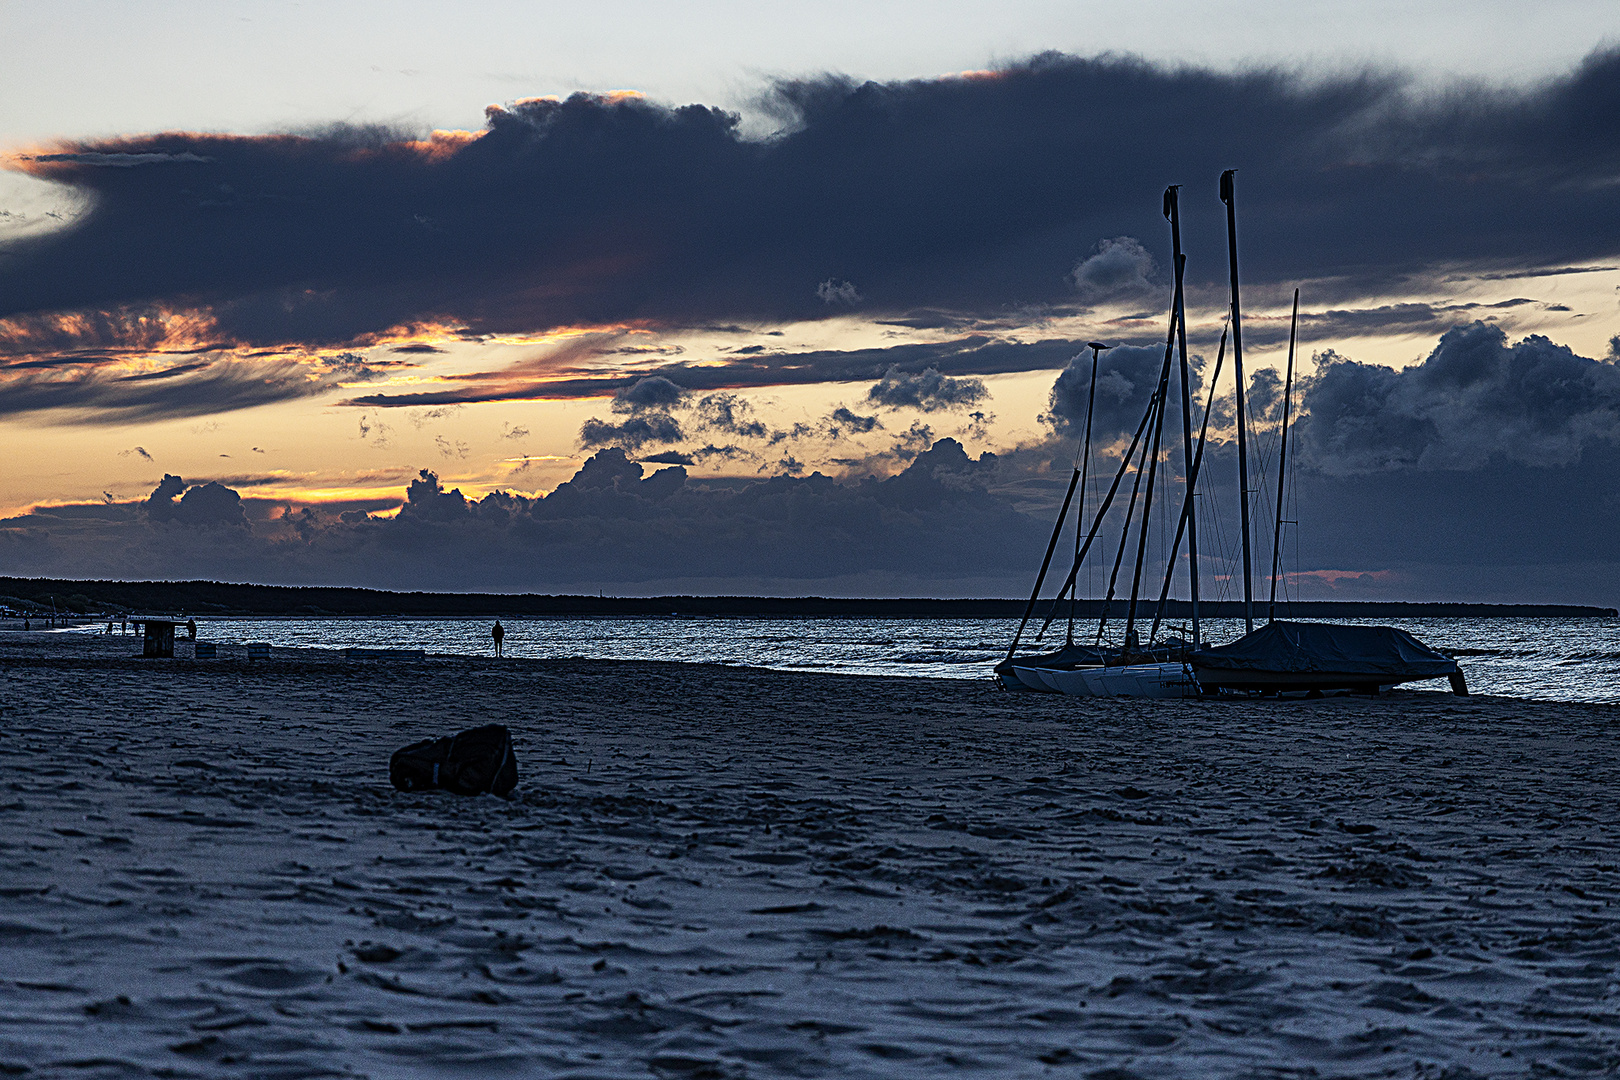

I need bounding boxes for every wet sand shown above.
[0,632,1616,1077]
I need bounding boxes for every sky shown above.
[3,0,1620,603]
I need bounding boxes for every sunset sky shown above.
[4,1,1620,602]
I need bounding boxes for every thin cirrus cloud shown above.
[3,48,1620,372]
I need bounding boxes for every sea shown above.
[70,613,1620,703]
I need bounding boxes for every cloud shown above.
[0,441,1047,595]
[119,446,153,461]
[1069,237,1155,297]
[434,435,470,459]
[410,404,464,428]
[817,279,862,305]
[6,407,1620,602]
[1293,322,1620,474]
[9,49,1620,363]
[579,412,685,450]
[825,406,881,438]
[612,375,687,411]
[141,474,247,528]
[0,344,401,424]
[357,414,392,448]
[865,366,989,412]
[347,334,1087,408]
[639,450,694,465]
[1046,342,1198,441]
[692,392,769,438]
[22,151,211,167]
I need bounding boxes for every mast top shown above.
[1086,341,1111,352]
[1162,185,1180,217]
[1220,169,1236,205]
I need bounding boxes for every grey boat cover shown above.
[1189,621,1458,677]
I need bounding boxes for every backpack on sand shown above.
[390,723,518,797]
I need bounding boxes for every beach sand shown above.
[0,632,1616,1078]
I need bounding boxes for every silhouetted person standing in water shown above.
[492,621,505,657]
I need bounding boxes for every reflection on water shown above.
[76,614,1620,703]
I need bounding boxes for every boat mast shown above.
[1123,255,1183,650]
[1036,393,1159,641]
[1149,317,1227,644]
[1164,186,1200,646]
[1220,169,1255,633]
[1065,342,1107,647]
[1096,391,1160,646]
[1001,449,1084,665]
[1268,288,1300,622]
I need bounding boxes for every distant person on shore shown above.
[492,621,505,657]
[186,618,197,640]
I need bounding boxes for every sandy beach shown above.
[0,632,1616,1078]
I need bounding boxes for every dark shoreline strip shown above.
[0,577,1613,619]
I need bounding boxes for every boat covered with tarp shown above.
[1189,621,1466,694]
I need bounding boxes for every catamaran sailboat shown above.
[996,184,1212,698]
[997,174,1467,698]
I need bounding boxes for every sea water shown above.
[75,614,1620,703]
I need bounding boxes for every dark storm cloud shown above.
[1293,322,1620,474]
[8,49,1620,360]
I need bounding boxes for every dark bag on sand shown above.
[390,724,518,797]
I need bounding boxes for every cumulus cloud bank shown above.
[0,441,1042,593]
[1295,322,1620,474]
[1046,342,1199,442]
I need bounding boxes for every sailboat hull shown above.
[1042,661,1200,698]
[1006,666,1060,692]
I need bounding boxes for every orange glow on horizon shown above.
[399,129,480,161]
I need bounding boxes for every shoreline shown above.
[5,625,1603,706]
[2,575,1613,619]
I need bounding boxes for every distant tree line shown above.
[0,578,1611,619]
